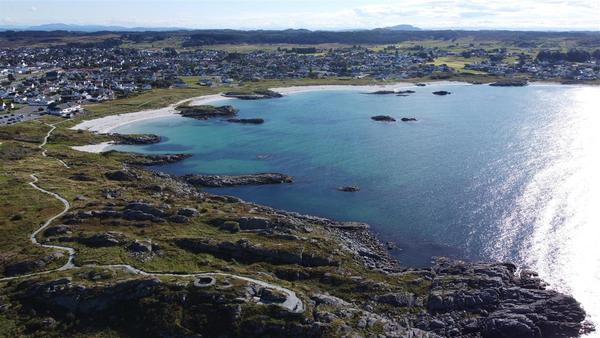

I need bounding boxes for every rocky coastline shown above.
[35,85,592,336]
[490,79,529,87]
[112,133,162,145]
[184,173,293,187]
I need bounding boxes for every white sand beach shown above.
[70,81,469,153]
[71,94,229,134]
[71,141,115,153]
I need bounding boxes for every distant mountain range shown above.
[379,24,422,31]
[0,23,188,32]
[0,23,424,33]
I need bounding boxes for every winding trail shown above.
[0,122,304,314]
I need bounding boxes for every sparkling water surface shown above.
[110,83,600,330]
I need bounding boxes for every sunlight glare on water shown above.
[491,86,600,334]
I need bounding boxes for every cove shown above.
[109,83,600,325]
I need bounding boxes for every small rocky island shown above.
[371,115,397,122]
[184,173,293,187]
[338,186,360,192]
[401,117,418,122]
[367,89,416,95]
[366,90,397,95]
[175,102,239,119]
[226,118,265,124]
[432,90,452,95]
[222,89,283,100]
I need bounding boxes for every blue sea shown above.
[110,83,600,327]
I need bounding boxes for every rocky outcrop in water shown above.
[432,90,451,95]
[226,118,265,124]
[371,115,396,122]
[176,104,239,119]
[338,186,360,192]
[184,173,293,187]
[223,90,283,100]
[401,117,418,122]
[366,90,397,95]
[112,134,161,145]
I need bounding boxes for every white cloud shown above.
[1,0,599,30]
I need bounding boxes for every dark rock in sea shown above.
[432,91,451,95]
[338,186,360,192]
[401,117,417,122]
[366,90,396,95]
[397,90,416,94]
[226,118,265,124]
[371,115,396,122]
[415,83,427,86]
[184,173,293,187]
[105,170,138,181]
[223,90,283,100]
[489,80,528,87]
[176,104,239,119]
[113,134,161,145]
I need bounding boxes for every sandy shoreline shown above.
[71,141,115,153]
[70,81,469,153]
[71,94,229,134]
[72,81,467,134]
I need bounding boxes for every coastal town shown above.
[1,43,599,124]
[1,23,599,337]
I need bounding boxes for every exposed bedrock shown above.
[184,173,293,187]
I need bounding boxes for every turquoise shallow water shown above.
[111,83,600,327]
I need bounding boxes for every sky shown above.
[1,0,599,31]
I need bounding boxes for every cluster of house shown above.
[461,51,599,81]
[1,45,598,122]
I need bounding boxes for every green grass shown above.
[430,56,487,74]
